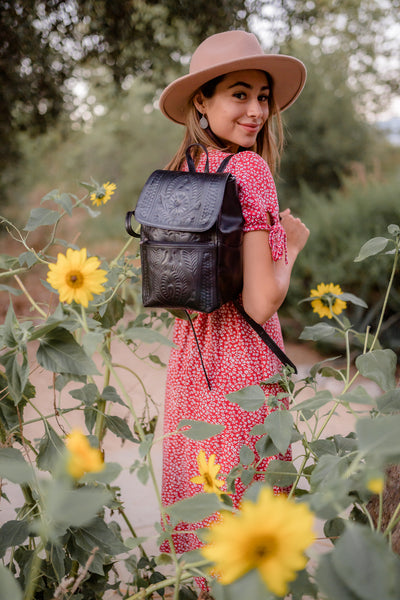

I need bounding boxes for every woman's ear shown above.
[193,91,206,113]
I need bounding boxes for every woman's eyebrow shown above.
[228,81,270,91]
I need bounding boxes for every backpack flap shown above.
[134,169,232,232]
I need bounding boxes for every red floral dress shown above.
[160,149,291,553]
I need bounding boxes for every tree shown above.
[0,0,256,177]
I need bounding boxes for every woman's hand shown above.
[279,208,310,257]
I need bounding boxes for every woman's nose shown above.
[247,99,264,118]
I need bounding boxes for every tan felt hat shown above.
[159,30,307,124]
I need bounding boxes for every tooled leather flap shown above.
[134,169,232,232]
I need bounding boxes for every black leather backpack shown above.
[125,144,297,385]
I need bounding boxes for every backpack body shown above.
[126,146,244,313]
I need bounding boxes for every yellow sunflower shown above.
[310,282,347,319]
[90,181,116,206]
[367,477,384,495]
[190,450,225,495]
[201,487,315,597]
[65,429,104,479]
[47,247,107,307]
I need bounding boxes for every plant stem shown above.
[14,275,47,318]
[370,238,399,352]
[23,544,44,600]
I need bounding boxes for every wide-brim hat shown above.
[159,30,306,125]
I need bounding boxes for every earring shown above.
[199,114,209,129]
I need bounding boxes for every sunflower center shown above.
[251,536,277,563]
[67,270,84,288]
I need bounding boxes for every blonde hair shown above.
[166,73,284,175]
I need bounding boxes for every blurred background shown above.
[1,0,399,352]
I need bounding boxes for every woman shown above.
[158,30,310,555]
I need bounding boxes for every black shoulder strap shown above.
[216,154,234,173]
[234,301,297,374]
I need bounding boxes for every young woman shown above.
[158,30,310,555]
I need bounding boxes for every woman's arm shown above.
[241,208,310,324]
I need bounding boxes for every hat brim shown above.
[159,54,306,124]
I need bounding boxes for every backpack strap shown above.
[234,301,298,374]
[216,153,234,173]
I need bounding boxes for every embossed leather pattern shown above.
[126,152,244,313]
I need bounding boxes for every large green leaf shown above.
[72,517,128,556]
[178,419,225,440]
[0,351,29,405]
[104,414,137,442]
[211,569,275,600]
[354,236,390,262]
[24,207,60,231]
[376,388,400,413]
[0,520,30,558]
[0,447,34,484]
[331,524,400,600]
[264,459,298,487]
[36,425,65,472]
[263,410,294,455]
[356,414,400,461]
[166,493,221,526]
[299,322,336,341]
[226,385,265,411]
[316,553,361,600]
[291,390,333,413]
[42,481,112,534]
[355,350,397,391]
[0,566,23,600]
[37,327,99,376]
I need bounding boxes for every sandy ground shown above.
[1,337,381,597]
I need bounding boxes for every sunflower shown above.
[65,429,104,479]
[190,450,225,495]
[201,487,315,597]
[90,181,116,206]
[47,247,107,307]
[310,282,347,319]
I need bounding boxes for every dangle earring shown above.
[199,114,209,129]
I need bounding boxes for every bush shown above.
[284,176,400,352]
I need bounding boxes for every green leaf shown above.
[139,435,153,458]
[331,524,400,600]
[37,327,99,376]
[376,389,400,413]
[355,349,397,391]
[53,192,73,215]
[42,481,112,532]
[324,517,346,545]
[0,283,22,295]
[299,322,336,341]
[104,414,136,442]
[339,292,368,308]
[70,383,100,406]
[356,415,400,462]
[354,236,390,262]
[72,517,128,556]
[24,207,60,231]
[178,419,225,440]
[101,385,127,406]
[291,390,333,413]
[0,447,34,484]
[82,462,122,484]
[36,425,65,472]
[82,331,104,357]
[211,568,275,600]
[166,493,221,526]
[340,385,375,406]
[265,459,298,487]
[0,520,30,558]
[255,435,280,458]
[310,356,342,378]
[239,445,255,465]
[227,385,265,411]
[0,565,23,600]
[0,351,29,405]
[316,552,361,600]
[124,326,175,347]
[263,409,294,455]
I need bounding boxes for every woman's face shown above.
[194,69,270,152]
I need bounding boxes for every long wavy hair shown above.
[165,72,284,175]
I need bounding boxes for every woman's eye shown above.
[259,94,270,102]
[233,92,246,99]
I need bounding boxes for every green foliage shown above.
[278,43,378,200]
[1,179,400,599]
[286,178,400,350]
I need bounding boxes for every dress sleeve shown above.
[229,151,287,262]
